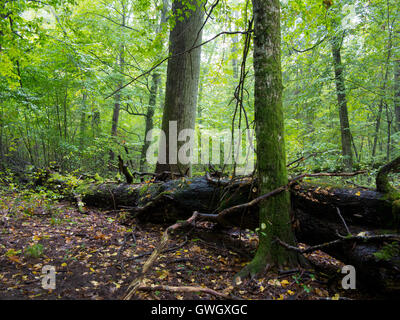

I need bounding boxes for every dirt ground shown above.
[0,191,372,300]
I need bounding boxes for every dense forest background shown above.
[1,0,399,181]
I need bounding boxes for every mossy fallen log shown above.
[77,176,396,229]
[291,184,396,229]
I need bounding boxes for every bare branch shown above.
[105,30,254,99]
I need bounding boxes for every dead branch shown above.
[137,284,241,300]
[336,207,351,235]
[127,237,188,261]
[118,155,133,184]
[275,233,400,255]
[123,212,200,300]
[212,171,367,223]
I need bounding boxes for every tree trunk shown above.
[110,3,128,163]
[155,0,204,176]
[139,0,168,173]
[330,33,353,170]
[372,3,393,157]
[230,11,239,80]
[110,47,124,162]
[79,93,87,149]
[238,0,298,278]
[140,72,160,172]
[376,155,400,194]
[395,58,400,132]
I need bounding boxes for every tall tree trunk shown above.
[140,72,160,172]
[330,34,353,170]
[198,40,217,122]
[230,11,239,80]
[79,93,87,149]
[139,0,168,173]
[110,2,128,163]
[63,85,68,142]
[236,0,298,279]
[372,2,393,157]
[110,48,124,162]
[395,58,400,132]
[155,0,204,176]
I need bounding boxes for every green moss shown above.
[373,242,400,261]
[75,182,94,196]
[393,199,400,228]
[139,184,150,196]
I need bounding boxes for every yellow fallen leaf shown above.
[8,255,22,264]
[281,279,290,287]
[332,293,340,300]
[268,279,281,287]
[158,270,169,280]
[315,287,329,297]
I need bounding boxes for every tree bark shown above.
[110,2,128,163]
[140,73,160,173]
[372,3,393,157]
[79,93,87,149]
[376,155,400,194]
[155,0,204,176]
[330,33,353,170]
[110,47,124,162]
[140,0,168,173]
[238,0,298,278]
[394,58,400,132]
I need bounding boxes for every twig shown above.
[275,233,400,255]
[106,30,253,99]
[137,284,241,300]
[116,230,137,272]
[127,237,188,261]
[123,212,200,300]
[335,207,351,235]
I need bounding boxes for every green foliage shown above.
[24,243,44,259]
[373,242,400,261]
[0,0,399,181]
[5,248,22,257]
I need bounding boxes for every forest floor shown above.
[0,189,372,300]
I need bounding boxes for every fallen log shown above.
[43,172,400,293]
[79,174,396,230]
[291,184,395,229]
[293,208,400,293]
